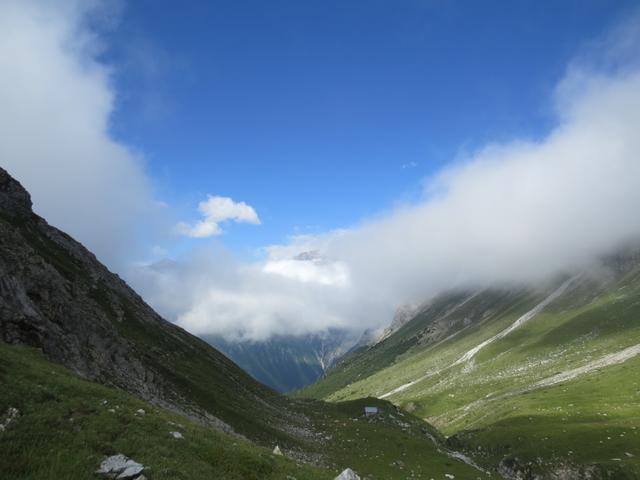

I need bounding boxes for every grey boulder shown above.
[96,454,145,479]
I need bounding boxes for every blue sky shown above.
[103,0,637,256]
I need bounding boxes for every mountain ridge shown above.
[298,253,640,477]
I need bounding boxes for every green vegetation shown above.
[0,342,326,480]
[0,342,487,479]
[450,356,640,478]
[300,397,485,479]
[299,263,640,476]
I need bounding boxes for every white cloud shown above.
[176,195,260,238]
[0,0,159,268]
[128,246,353,341]
[263,257,350,287]
[131,17,640,341]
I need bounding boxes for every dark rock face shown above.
[0,167,297,442]
[0,168,165,401]
[0,168,32,219]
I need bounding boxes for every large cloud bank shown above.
[3,1,640,342]
[0,0,157,268]
[137,56,640,341]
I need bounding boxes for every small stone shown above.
[0,407,19,432]
[136,409,145,415]
[273,445,283,456]
[334,468,360,480]
[96,454,144,479]
[169,431,183,439]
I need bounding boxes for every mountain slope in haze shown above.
[299,255,640,478]
[0,167,489,479]
[208,330,355,392]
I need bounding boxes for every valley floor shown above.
[0,342,488,480]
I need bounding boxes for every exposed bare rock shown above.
[334,468,360,480]
[95,454,145,479]
[0,406,19,432]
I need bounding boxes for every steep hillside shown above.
[0,167,490,479]
[0,167,305,446]
[300,256,640,478]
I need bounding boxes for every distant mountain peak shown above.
[293,250,323,262]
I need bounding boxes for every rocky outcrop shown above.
[376,303,420,344]
[0,169,160,397]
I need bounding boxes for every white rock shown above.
[118,463,145,479]
[136,409,145,415]
[445,475,455,479]
[96,454,144,479]
[273,445,283,455]
[0,407,19,432]
[170,431,183,439]
[334,468,360,480]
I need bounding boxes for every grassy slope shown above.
[450,355,640,477]
[0,342,327,480]
[299,266,640,476]
[0,342,486,480]
[299,288,542,401]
